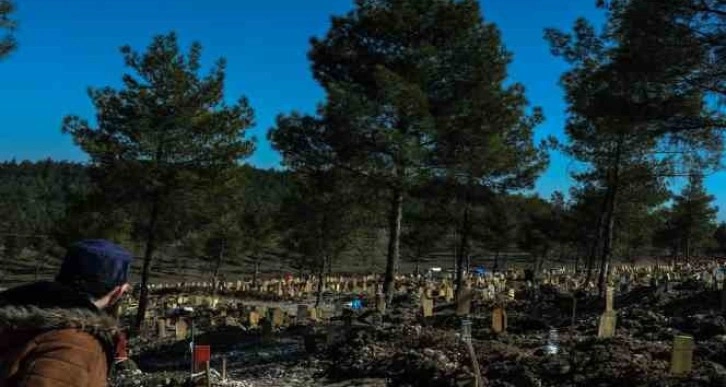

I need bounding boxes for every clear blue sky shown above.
[0,0,723,220]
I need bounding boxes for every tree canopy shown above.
[62,32,255,331]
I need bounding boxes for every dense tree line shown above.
[0,0,724,320]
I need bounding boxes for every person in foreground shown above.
[0,239,133,387]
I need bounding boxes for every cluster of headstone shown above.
[131,261,726,379]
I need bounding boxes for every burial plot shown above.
[670,335,695,375]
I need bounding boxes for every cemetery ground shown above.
[103,262,726,387]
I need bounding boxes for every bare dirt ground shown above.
[104,267,726,387]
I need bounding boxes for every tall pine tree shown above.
[62,33,255,331]
[669,174,718,258]
[271,0,547,302]
[546,0,722,293]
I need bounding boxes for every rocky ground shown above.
[113,281,726,387]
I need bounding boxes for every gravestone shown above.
[271,307,285,328]
[598,286,617,338]
[598,311,617,338]
[444,284,454,303]
[508,288,515,301]
[491,307,507,334]
[670,335,695,375]
[175,319,188,340]
[224,316,238,327]
[421,296,434,318]
[249,311,260,328]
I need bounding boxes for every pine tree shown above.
[62,33,255,331]
[271,0,547,301]
[669,174,719,258]
[545,0,722,293]
[278,169,367,307]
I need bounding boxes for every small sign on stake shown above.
[193,345,211,373]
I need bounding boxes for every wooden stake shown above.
[205,361,211,387]
[222,356,227,381]
[464,340,482,387]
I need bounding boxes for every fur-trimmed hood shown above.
[0,281,120,370]
[0,305,118,336]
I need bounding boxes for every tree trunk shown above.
[456,191,471,294]
[452,228,458,278]
[315,257,325,308]
[211,239,226,297]
[456,200,472,295]
[585,235,598,285]
[493,250,500,271]
[252,258,260,288]
[597,139,622,296]
[134,196,161,334]
[327,253,333,279]
[383,187,404,306]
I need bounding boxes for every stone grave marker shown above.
[421,295,434,318]
[175,319,188,340]
[491,306,507,334]
[508,288,515,301]
[670,335,695,375]
[444,284,454,303]
[224,316,238,327]
[249,311,260,328]
[598,286,617,338]
[271,307,285,328]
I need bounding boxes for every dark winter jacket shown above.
[0,281,118,387]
